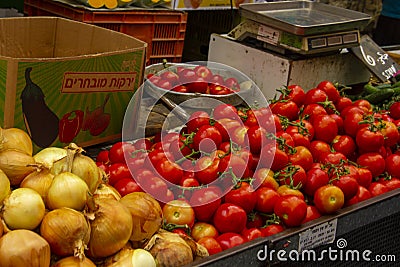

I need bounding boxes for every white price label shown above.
[298,219,338,252]
[257,24,280,45]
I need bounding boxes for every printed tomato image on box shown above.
[0,17,146,152]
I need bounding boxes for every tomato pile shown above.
[95,80,400,256]
[147,64,241,95]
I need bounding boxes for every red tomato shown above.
[302,104,328,124]
[96,150,109,164]
[162,199,195,228]
[335,96,353,113]
[330,114,344,134]
[380,177,400,191]
[168,138,192,161]
[190,186,222,222]
[343,110,365,137]
[213,203,247,234]
[253,168,279,190]
[108,163,132,186]
[345,185,372,206]
[276,185,305,200]
[320,151,347,165]
[191,222,219,241]
[260,224,285,237]
[389,102,400,120]
[132,138,153,151]
[314,185,344,214]
[108,142,136,164]
[155,158,183,185]
[274,195,307,227]
[356,127,384,153]
[224,182,257,214]
[276,164,307,188]
[197,237,222,255]
[113,178,143,196]
[246,212,265,229]
[304,88,328,106]
[385,154,400,177]
[301,205,322,224]
[218,154,250,179]
[255,187,280,213]
[194,156,220,184]
[270,100,299,121]
[309,140,331,162]
[313,114,338,143]
[317,80,340,103]
[331,135,356,158]
[331,175,359,201]
[356,152,386,178]
[241,227,263,242]
[259,143,289,172]
[192,125,223,154]
[139,175,168,197]
[247,125,268,154]
[279,84,306,107]
[289,146,313,171]
[231,125,249,147]
[216,232,245,251]
[186,111,210,133]
[212,103,239,120]
[303,168,330,197]
[353,99,372,113]
[144,148,171,169]
[355,167,373,189]
[368,182,389,197]
[380,121,400,147]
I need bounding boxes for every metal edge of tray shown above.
[239,1,371,36]
[187,188,400,266]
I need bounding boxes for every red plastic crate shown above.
[24,0,187,65]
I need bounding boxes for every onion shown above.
[0,149,36,186]
[0,169,11,205]
[86,198,133,259]
[2,187,45,230]
[0,127,33,156]
[33,146,67,172]
[40,207,91,259]
[119,192,163,242]
[93,183,121,201]
[52,256,96,267]
[20,167,54,202]
[103,248,156,267]
[0,229,51,267]
[71,152,102,193]
[46,172,89,211]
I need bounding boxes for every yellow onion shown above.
[52,256,96,267]
[86,198,133,259]
[0,168,11,205]
[20,167,54,202]
[119,192,163,242]
[40,207,91,259]
[103,248,156,267]
[0,229,51,267]
[0,127,33,156]
[71,153,102,193]
[2,187,45,230]
[93,183,121,200]
[0,149,36,186]
[46,172,89,211]
[33,147,67,172]
[144,231,194,267]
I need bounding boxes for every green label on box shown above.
[280,32,303,50]
[14,50,144,151]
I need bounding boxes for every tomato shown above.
[313,185,344,214]
[301,205,322,224]
[145,148,171,169]
[357,152,386,178]
[218,153,250,179]
[380,121,400,148]
[247,125,268,154]
[380,177,400,191]
[260,224,285,237]
[353,99,372,114]
[212,103,239,120]
[215,118,242,139]
[331,175,359,201]
[186,111,210,133]
[285,120,314,148]
[368,182,389,197]
[343,110,365,137]
[241,227,263,242]
[276,185,304,200]
[335,96,353,113]
[191,222,219,241]
[320,151,347,165]
[303,168,330,197]
[197,237,222,255]
[139,175,168,197]
[276,164,307,188]
[162,199,195,228]
[355,167,373,189]
[192,125,223,154]
[331,135,356,158]
[330,114,344,134]
[216,232,245,251]
[309,140,331,162]
[194,156,220,185]
[301,104,328,124]
[317,80,340,103]
[108,163,132,186]
[389,102,400,120]
[132,138,153,151]
[108,142,136,164]
[259,143,289,172]
[313,114,338,143]
[253,168,279,190]
[96,150,109,164]
[274,195,307,227]
[270,100,299,121]
[279,84,306,107]
[230,125,249,147]
[113,178,143,196]
[304,88,328,106]
[289,146,313,171]
[246,212,265,229]
[255,187,280,213]
[385,154,400,178]
[345,185,372,206]
[168,138,192,161]
[155,158,183,185]
[213,203,247,234]
[190,186,222,222]
[356,127,384,153]
[224,182,257,213]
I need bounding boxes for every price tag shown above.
[257,24,280,45]
[298,219,337,252]
[350,35,400,82]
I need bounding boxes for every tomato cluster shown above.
[147,65,241,95]
[96,80,400,256]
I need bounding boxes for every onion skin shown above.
[0,127,33,156]
[2,188,45,230]
[87,198,133,259]
[0,149,36,186]
[52,256,96,267]
[20,168,54,202]
[0,168,11,205]
[119,192,163,242]
[40,207,91,258]
[103,248,156,267]
[33,147,67,171]
[0,229,51,267]
[71,153,102,193]
[93,183,121,201]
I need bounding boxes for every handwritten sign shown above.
[350,35,400,82]
[298,219,338,252]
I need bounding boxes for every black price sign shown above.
[350,35,400,82]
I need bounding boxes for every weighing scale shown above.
[208,1,374,99]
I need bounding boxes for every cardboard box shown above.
[0,17,147,151]
[172,0,253,10]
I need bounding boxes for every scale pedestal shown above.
[208,33,371,100]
